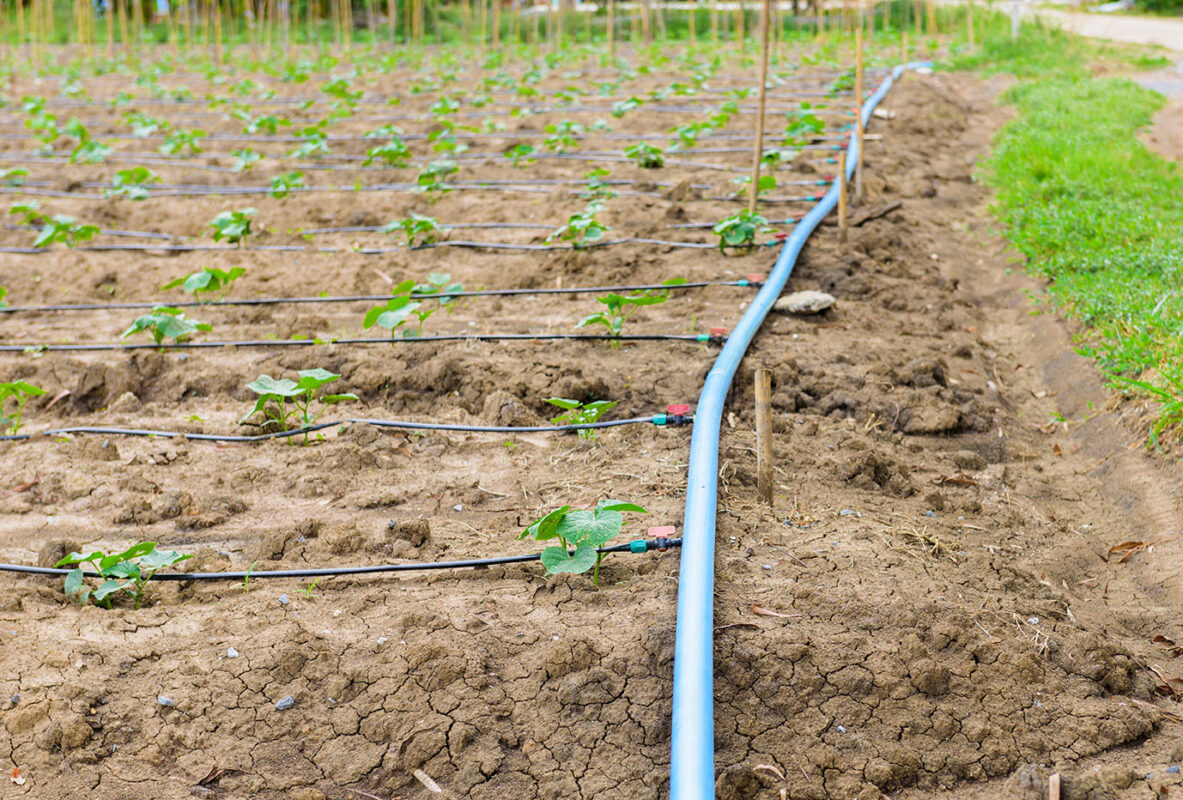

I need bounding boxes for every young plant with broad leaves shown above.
[269,171,305,199]
[210,208,257,245]
[576,278,686,345]
[505,143,536,168]
[784,102,825,146]
[231,147,262,173]
[0,380,46,435]
[162,266,245,303]
[121,307,212,348]
[417,159,459,196]
[57,543,192,609]
[546,397,617,441]
[383,214,442,247]
[159,127,206,156]
[363,137,411,168]
[519,500,648,585]
[549,202,609,249]
[625,142,664,169]
[105,166,161,200]
[713,210,771,253]
[240,368,357,443]
[8,201,99,248]
[363,274,463,339]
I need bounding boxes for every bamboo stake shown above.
[118,0,130,53]
[926,0,935,35]
[492,0,500,48]
[640,0,649,43]
[900,30,907,64]
[837,150,848,243]
[755,368,774,505]
[607,0,614,54]
[213,0,224,62]
[735,0,744,47]
[688,0,695,42]
[16,0,26,59]
[966,0,974,46]
[132,0,144,45]
[710,0,717,44]
[747,0,771,214]
[854,102,865,202]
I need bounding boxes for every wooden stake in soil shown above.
[901,30,907,65]
[854,104,865,203]
[837,150,848,244]
[747,0,772,214]
[607,0,615,53]
[755,368,775,506]
[966,0,974,47]
[1048,773,1061,800]
[854,26,865,203]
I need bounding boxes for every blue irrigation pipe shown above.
[668,62,929,800]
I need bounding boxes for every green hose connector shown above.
[653,414,668,426]
[629,539,648,554]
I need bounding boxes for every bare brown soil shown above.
[0,56,1181,800]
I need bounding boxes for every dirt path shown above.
[1135,58,1183,161]
[1035,6,1183,52]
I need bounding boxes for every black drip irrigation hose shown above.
[0,536,684,581]
[0,237,742,255]
[0,410,694,443]
[0,279,761,314]
[1,332,726,353]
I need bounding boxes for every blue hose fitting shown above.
[629,539,647,554]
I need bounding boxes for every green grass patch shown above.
[975,30,1183,446]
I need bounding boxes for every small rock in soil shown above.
[279,594,289,606]
[226,647,238,659]
[274,695,295,711]
[157,696,174,707]
[774,290,836,315]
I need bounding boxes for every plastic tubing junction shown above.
[669,62,929,800]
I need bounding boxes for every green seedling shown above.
[549,202,609,249]
[428,125,467,155]
[70,140,111,165]
[106,166,161,200]
[125,111,168,138]
[57,543,192,609]
[364,274,462,338]
[363,138,411,168]
[0,380,46,435]
[9,202,99,248]
[269,171,305,199]
[231,148,262,173]
[625,142,664,169]
[761,147,800,170]
[829,69,855,96]
[383,214,442,247]
[505,143,536,168]
[611,97,642,118]
[731,173,777,198]
[240,368,357,442]
[0,286,6,307]
[290,132,330,158]
[784,103,825,145]
[0,168,28,187]
[543,120,584,153]
[159,127,206,156]
[210,208,257,245]
[242,560,258,592]
[713,210,772,253]
[322,77,363,104]
[162,266,246,303]
[60,117,90,144]
[121,307,212,347]
[519,500,648,585]
[416,160,458,196]
[669,121,712,151]
[580,168,617,201]
[244,114,291,135]
[576,278,686,345]
[429,96,460,118]
[302,577,322,599]
[546,397,617,441]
